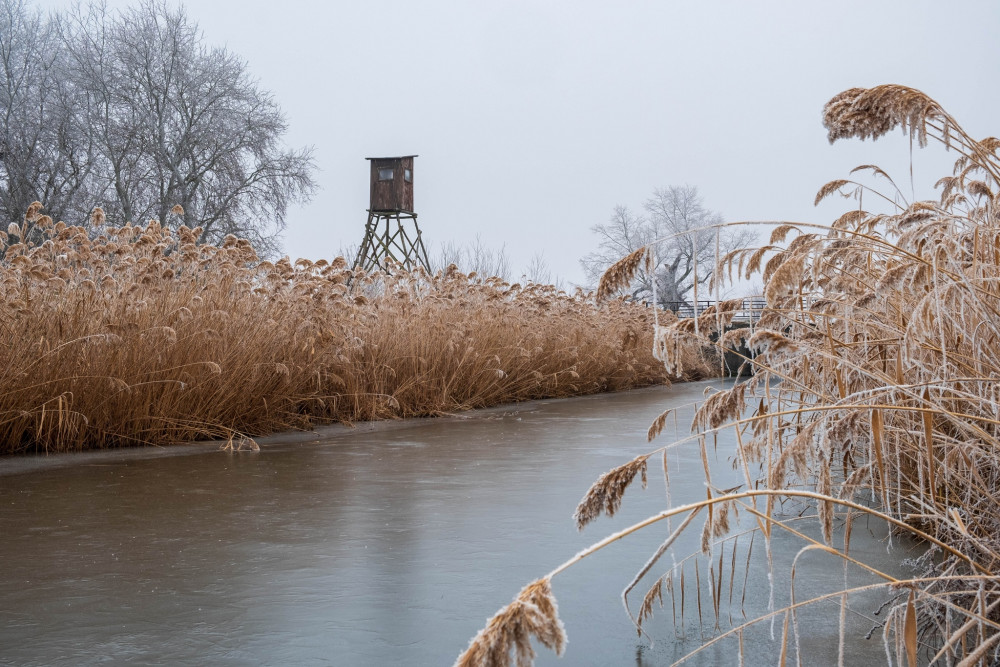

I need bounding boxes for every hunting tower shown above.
[353,155,431,273]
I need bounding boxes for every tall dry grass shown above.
[457,85,1000,666]
[0,211,713,454]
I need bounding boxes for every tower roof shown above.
[365,155,418,160]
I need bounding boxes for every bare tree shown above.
[0,0,315,254]
[0,0,95,237]
[432,235,511,281]
[522,251,555,286]
[581,204,657,299]
[581,186,754,306]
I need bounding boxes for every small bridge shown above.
[660,298,766,324]
[660,298,765,377]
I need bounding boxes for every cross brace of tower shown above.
[352,210,431,274]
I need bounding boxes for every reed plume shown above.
[455,578,566,667]
[572,454,649,530]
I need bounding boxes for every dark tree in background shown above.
[0,0,315,254]
[581,185,755,306]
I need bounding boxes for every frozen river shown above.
[0,380,917,665]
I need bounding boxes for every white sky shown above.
[31,0,1000,286]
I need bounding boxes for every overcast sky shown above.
[32,0,1000,286]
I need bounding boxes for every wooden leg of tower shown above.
[356,212,431,275]
[392,221,416,271]
[385,215,406,269]
[353,211,378,273]
[411,215,431,273]
[372,216,389,271]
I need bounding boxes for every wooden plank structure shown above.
[353,155,431,273]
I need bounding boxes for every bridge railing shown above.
[660,298,766,324]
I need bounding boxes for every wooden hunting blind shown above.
[353,155,431,274]
[368,155,415,212]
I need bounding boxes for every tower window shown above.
[378,168,394,181]
[404,169,412,183]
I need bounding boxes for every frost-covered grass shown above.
[458,85,1000,666]
[0,215,713,454]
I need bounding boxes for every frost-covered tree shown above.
[581,185,754,306]
[0,0,315,254]
[0,0,95,234]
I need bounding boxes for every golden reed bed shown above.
[0,214,712,454]
[457,86,1000,666]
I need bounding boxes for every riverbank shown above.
[0,219,715,455]
[0,383,678,476]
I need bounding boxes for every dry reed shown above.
[0,215,713,454]
[457,84,1000,665]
